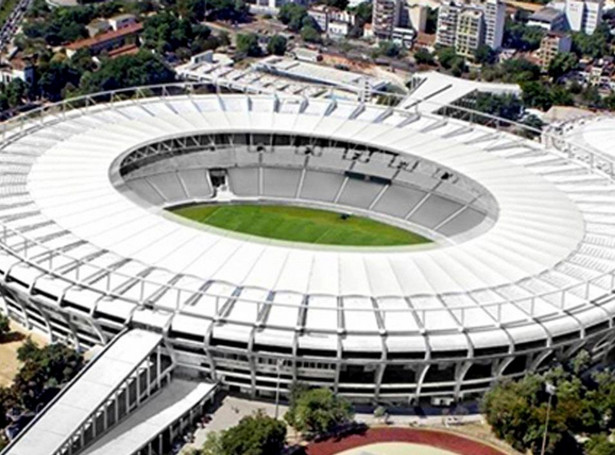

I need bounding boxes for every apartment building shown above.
[538,31,572,72]
[372,0,402,39]
[372,0,427,41]
[435,0,505,58]
[456,8,484,58]
[307,4,357,38]
[564,0,603,34]
[482,0,505,49]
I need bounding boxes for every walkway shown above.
[83,379,216,455]
[4,329,162,455]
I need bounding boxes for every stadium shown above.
[1,86,615,410]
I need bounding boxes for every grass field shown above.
[171,204,430,247]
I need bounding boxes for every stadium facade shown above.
[1,88,615,408]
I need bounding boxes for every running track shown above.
[306,427,507,455]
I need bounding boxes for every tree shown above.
[4,79,28,108]
[17,337,39,362]
[502,58,541,82]
[474,44,495,65]
[350,1,371,25]
[572,24,612,59]
[13,342,83,411]
[285,387,354,437]
[481,358,615,455]
[236,33,261,57]
[414,48,435,65]
[503,20,545,51]
[474,93,523,121]
[378,40,400,57]
[605,92,615,111]
[586,434,615,455]
[581,86,604,109]
[278,3,309,32]
[70,48,96,73]
[300,25,321,43]
[436,46,465,75]
[79,51,175,94]
[548,52,578,81]
[571,350,591,376]
[201,431,224,455]
[220,411,286,455]
[322,0,347,9]
[267,35,287,56]
[521,81,554,110]
[549,85,574,106]
[0,313,10,340]
[36,60,82,101]
[143,12,194,53]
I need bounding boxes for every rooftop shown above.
[529,6,565,22]
[66,22,143,51]
[254,56,388,91]
[5,330,162,455]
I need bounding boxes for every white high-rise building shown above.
[436,0,462,48]
[564,0,603,34]
[482,0,506,48]
[435,0,505,56]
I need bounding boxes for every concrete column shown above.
[115,392,119,423]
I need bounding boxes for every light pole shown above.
[540,382,556,455]
[274,358,283,419]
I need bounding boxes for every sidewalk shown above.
[184,395,486,451]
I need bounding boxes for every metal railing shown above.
[0,83,614,334]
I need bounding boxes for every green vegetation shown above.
[435,47,466,77]
[0,336,83,445]
[189,386,353,454]
[278,3,316,33]
[143,12,212,54]
[14,338,83,410]
[300,24,321,43]
[236,33,261,57]
[192,411,287,455]
[414,48,435,66]
[483,351,615,455]
[482,58,541,83]
[503,20,546,51]
[473,92,523,121]
[267,35,287,56]
[572,24,613,59]
[285,385,354,438]
[376,40,401,58]
[0,314,10,340]
[548,52,579,81]
[0,0,19,29]
[76,51,175,96]
[22,1,123,45]
[171,204,430,246]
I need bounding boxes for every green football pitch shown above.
[170,204,430,247]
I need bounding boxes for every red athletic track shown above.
[306,427,507,455]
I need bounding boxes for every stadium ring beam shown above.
[1,84,615,405]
